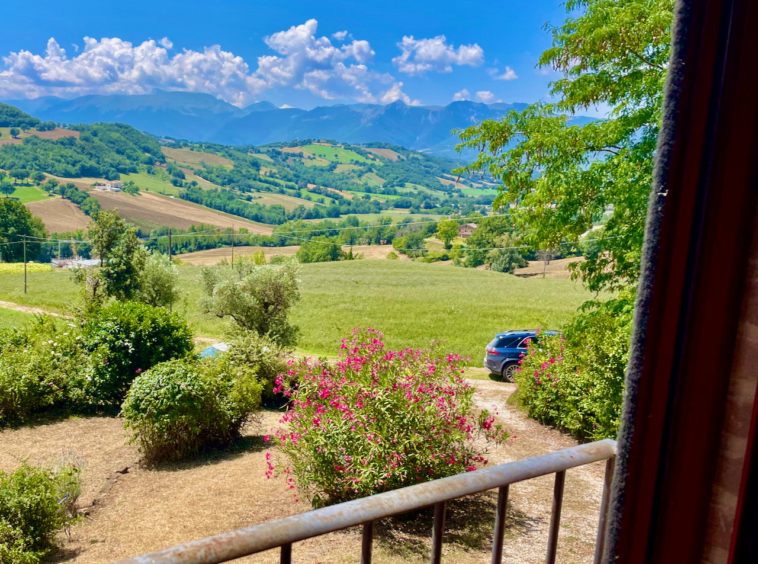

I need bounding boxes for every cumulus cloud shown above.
[379,82,420,105]
[256,19,389,102]
[452,89,471,101]
[476,90,496,103]
[488,66,517,80]
[0,37,266,106]
[0,20,426,106]
[279,104,293,109]
[393,35,483,76]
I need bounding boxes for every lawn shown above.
[0,261,592,364]
[2,184,51,203]
[120,172,180,196]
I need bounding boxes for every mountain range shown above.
[4,91,594,159]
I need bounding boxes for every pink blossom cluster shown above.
[266,328,509,505]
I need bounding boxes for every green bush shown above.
[0,318,84,425]
[0,465,70,564]
[218,328,287,401]
[78,302,193,408]
[514,291,633,441]
[122,358,262,463]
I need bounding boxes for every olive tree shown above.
[200,259,301,347]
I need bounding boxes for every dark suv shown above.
[484,330,556,382]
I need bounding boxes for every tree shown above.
[296,237,345,263]
[89,211,126,266]
[1,182,15,198]
[43,179,58,193]
[436,219,460,249]
[0,199,46,261]
[456,0,674,292]
[31,171,46,184]
[9,127,20,139]
[200,260,301,347]
[9,169,28,184]
[136,251,179,308]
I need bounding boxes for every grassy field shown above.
[0,307,35,329]
[120,172,180,195]
[3,184,51,203]
[461,187,499,196]
[162,147,233,168]
[301,144,370,164]
[0,261,592,364]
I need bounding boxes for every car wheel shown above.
[502,363,518,383]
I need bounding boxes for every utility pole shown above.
[57,239,61,261]
[231,229,235,267]
[168,228,172,263]
[23,235,27,294]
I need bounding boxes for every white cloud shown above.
[0,37,266,106]
[476,90,496,103]
[488,66,518,80]
[279,104,293,108]
[72,44,79,53]
[392,35,483,76]
[379,82,420,105]
[452,89,471,101]
[332,30,349,41]
[0,21,424,106]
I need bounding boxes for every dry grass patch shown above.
[90,191,273,234]
[162,147,232,168]
[176,244,401,265]
[27,197,91,233]
[0,382,608,564]
[514,257,585,279]
[365,148,402,161]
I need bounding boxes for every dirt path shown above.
[0,382,608,564]
[0,299,69,317]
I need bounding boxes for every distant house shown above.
[94,181,123,192]
[458,223,478,239]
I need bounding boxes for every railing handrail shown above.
[115,439,617,564]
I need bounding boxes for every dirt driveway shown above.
[0,381,608,564]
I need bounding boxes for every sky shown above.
[0,0,575,110]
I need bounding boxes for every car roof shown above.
[494,330,558,338]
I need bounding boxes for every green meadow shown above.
[0,261,592,363]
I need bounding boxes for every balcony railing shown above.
[115,439,616,564]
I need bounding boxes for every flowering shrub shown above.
[268,328,508,506]
[514,293,633,441]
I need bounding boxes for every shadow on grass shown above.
[373,492,544,558]
[145,433,269,473]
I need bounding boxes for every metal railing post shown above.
[361,521,374,564]
[593,457,616,564]
[491,485,510,564]
[430,501,447,564]
[545,471,566,564]
[280,543,291,564]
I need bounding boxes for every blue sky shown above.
[0,0,573,110]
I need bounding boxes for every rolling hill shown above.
[5,91,594,159]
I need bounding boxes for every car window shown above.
[494,336,519,348]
